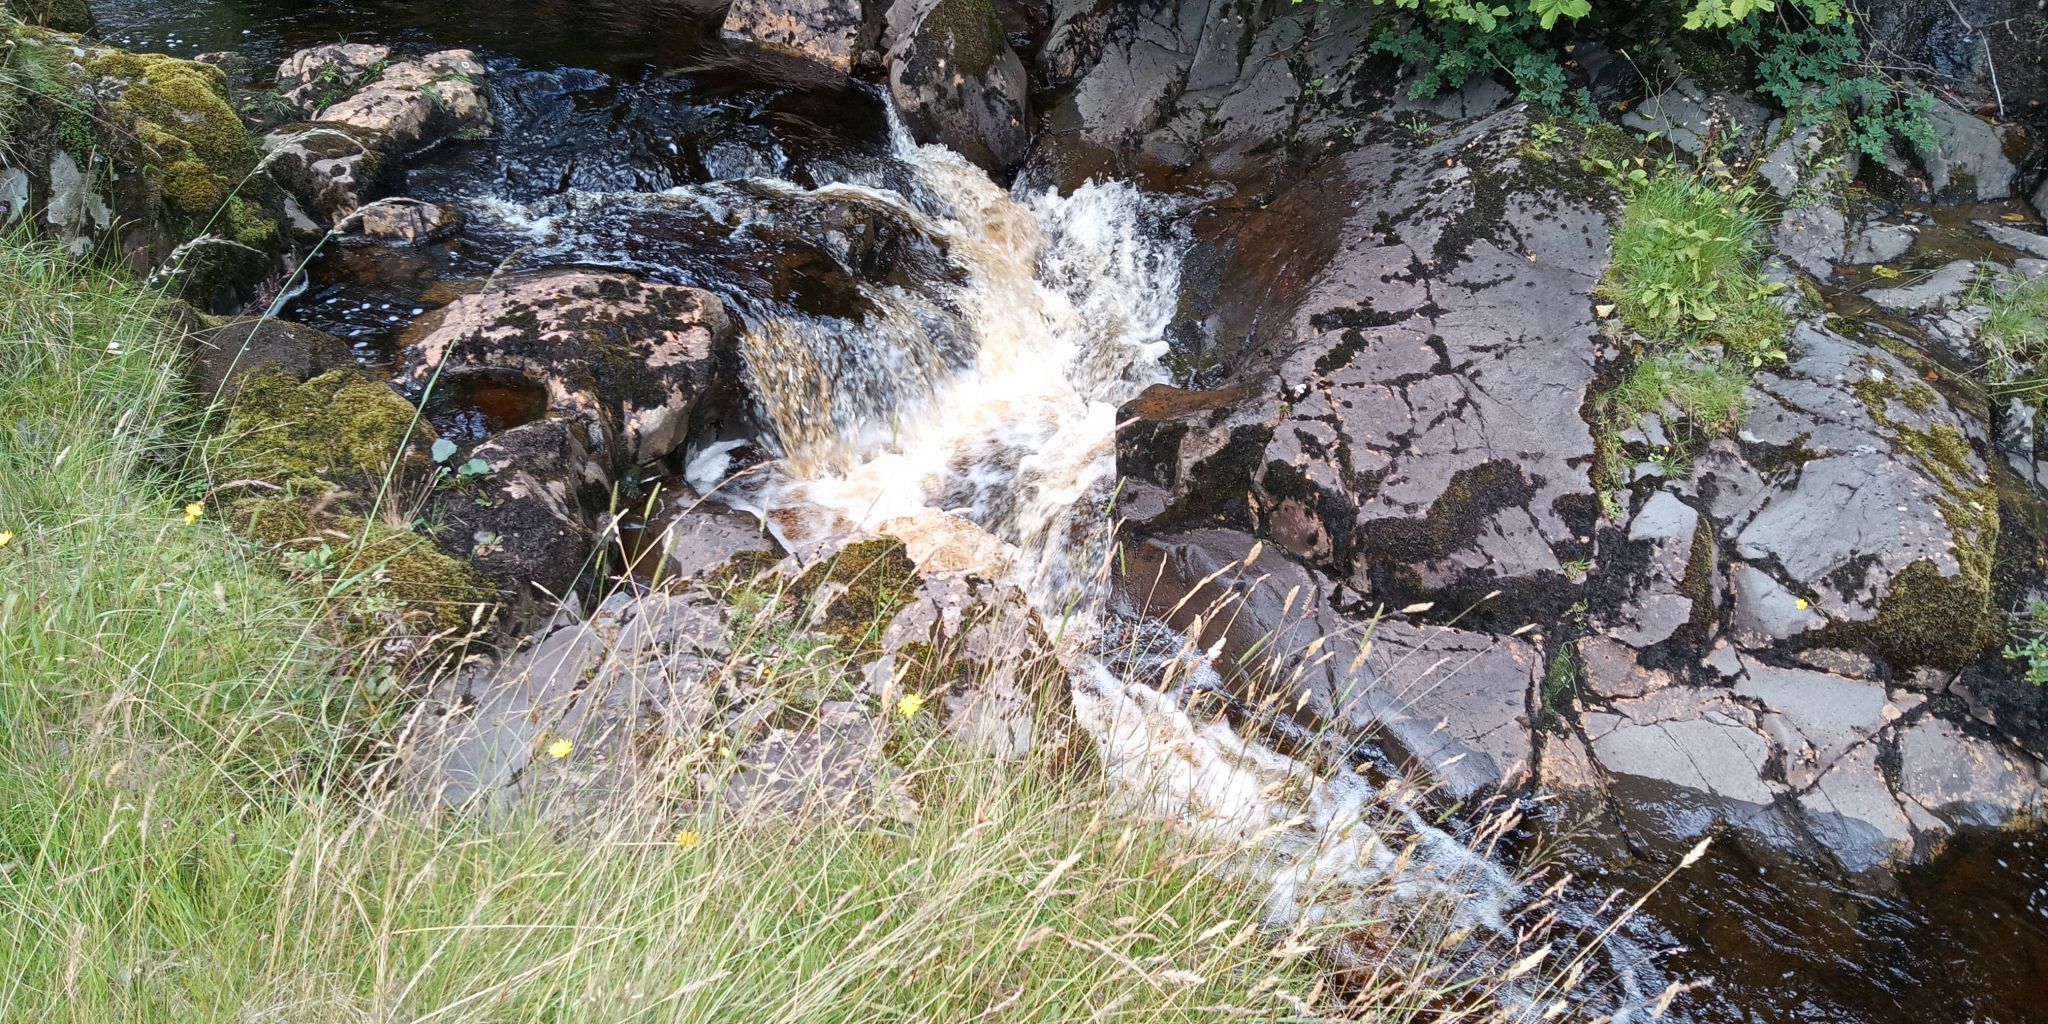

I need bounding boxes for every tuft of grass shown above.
[1599,173,1787,363]
[1979,274,2048,399]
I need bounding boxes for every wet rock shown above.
[1596,490,1710,649]
[430,418,610,621]
[314,49,490,156]
[1121,109,1607,619]
[1128,528,1537,798]
[1773,204,1846,278]
[1799,744,1916,873]
[339,197,459,245]
[1619,76,1771,160]
[275,43,392,115]
[259,122,391,220]
[720,702,912,823]
[401,587,729,812]
[403,269,736,468]
[1580,687,1791,844]
[1896,715,2048,827]
[1910,99,2018,202]
[1847,222,1915,264]
[185,315,353,404]
[722,0,874,74]
[2035,176,2048,221]
[1861,259,1977,311]
[657,487,780,582]
[1712,320,1997,667]
[883,0,1030,172]
[1974,220,2048,260]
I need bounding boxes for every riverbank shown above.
[0,235,1363,1021]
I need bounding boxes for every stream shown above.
[91,1,2048,1020]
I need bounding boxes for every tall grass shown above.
[0,236,1349,1021]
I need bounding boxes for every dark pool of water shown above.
[89,0,2048,1019]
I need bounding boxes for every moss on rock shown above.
[232,494,495,634]
[791,537,923,656]
[220,367,435,493]
[84,49,257,226]
[4,0,93,33]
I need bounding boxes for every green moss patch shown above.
[219,367,435,495]
[232,494,495,635]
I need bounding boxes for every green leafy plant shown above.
[2003,598,2048,685]
[1740,20,1935,159]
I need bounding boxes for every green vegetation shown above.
[0,235,1378,1023]
[1591,168,1783,499]
[2002,598,2048,685]
[1978,274,2048,399]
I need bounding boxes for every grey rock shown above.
[1848,222,1915,264]
[2035,175,2048,221]
[437,418,612,621]
[1799,744,1916,872]
[1619,76,1771,159]
[1578,635,1674,700]
[403,269,735,467]
[1896,716,2047,827]
[1974,220,2048,259]
[1702,641,1747,679]
[1735,664,1890,787]
[658,488,779,582]
[1582,687,1789,843]
[1756,117,1859,200]
[1121,109,1607,611]
[1130,529,1536,798]
[1912,100,2017,201]
[0,166,29,224]
[1598,490,1708,648]
[402,588,728,812]
[720,702,911,823]
[314,49,490,156]
[1861,259,1977,311]
[1730,562,1825,647]
[276,43,391,116]
[1774,204,1846,277]
[722,0,871,73]
[883,0,1031,172]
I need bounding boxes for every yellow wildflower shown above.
[1795,598,1810,610]
[545,737,574,759]
[896,692,926,719]
[182,501,204,525]
[0,531,12,548]
[674,829,701,850]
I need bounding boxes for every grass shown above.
[1979,274,2048,400]
[1,235,1468,1023]
[1592,168,1786,502]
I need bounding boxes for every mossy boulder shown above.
[219,366,437,496]
[0,26,282,307]
[232,494,495,635]
[881,0,1028,172]
[3,0,92,33]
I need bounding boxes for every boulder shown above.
[259,122,391,220]
[2035,175,2048,221]
[314,49,491,155]
[1120,109,1609,622]
[883,0,1030,172]
[1895,715,2048,827]
[718,701,912,823]
[402,269,736,468]
[275,43,392,115]
[185,315,353,404]
[1578,687,1794,845]
[339,197,459,245]
[1691,320,1999,668]
[1847,222,1915,265]
[428,418,611,620]
[722,0,875,73]
[1861,259,1977,311]
[1910,99,2019,202]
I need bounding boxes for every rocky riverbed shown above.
[6,0,2047,1019]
